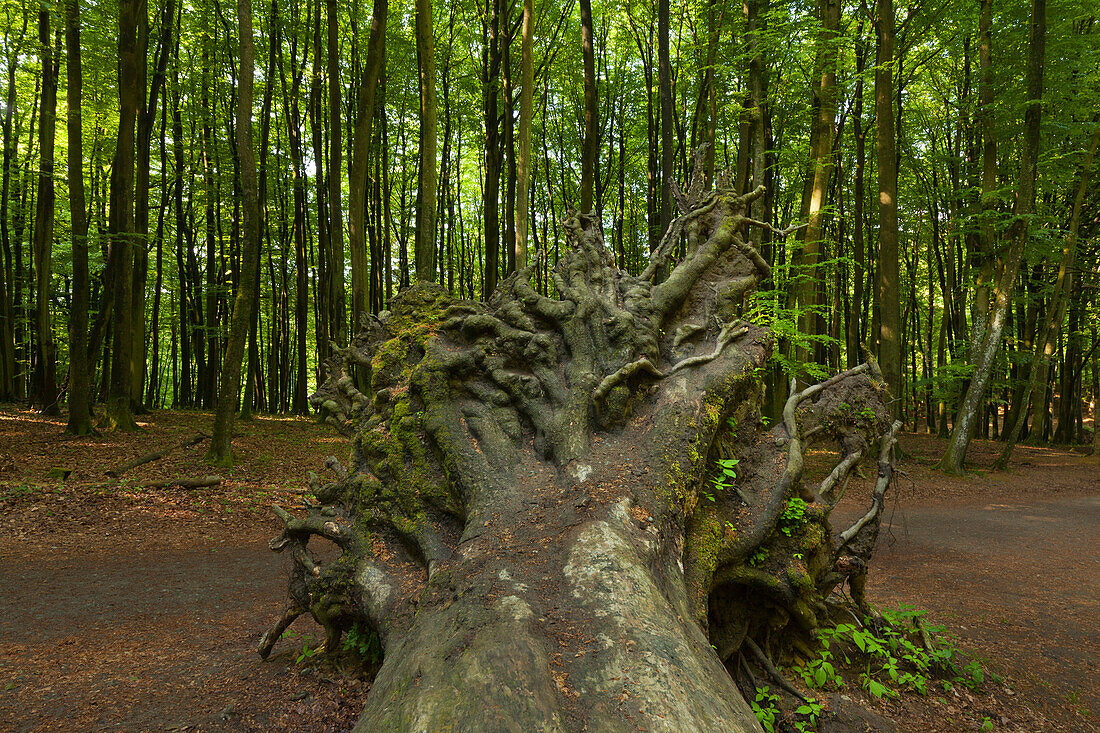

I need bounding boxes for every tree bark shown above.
[349,0,387,321]
[101,0,145,432]
[940,0,1045,474]
[206,0,262,466]
[326,0,346,345]
[263,182,900,731]
[32,9,59,414]
[579,0,597,215]
[482,0,501,297]
[875,0,900,408]
[791,0,840,373]
[65,0,94,434]
[514,0,534,269]
[413,0,437,281]
[657,0,673,234]
[0,14,26,401]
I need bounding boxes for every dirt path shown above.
[0,410,1096,732]
[0,408,369,732]
[833,435,1100,732]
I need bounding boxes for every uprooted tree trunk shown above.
[260,179,900,732]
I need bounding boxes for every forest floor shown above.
[0,406,1096,732]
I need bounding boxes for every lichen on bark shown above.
[261,175,900,732]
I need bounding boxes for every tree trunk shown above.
[875,0,900,408]
[791,0,840,372]
[281,2,311,415]
[940,0,1045,474]
[413,0,437,281]
[349,0,387,322]
[65,0,94,434]
[657,0,672,234]
[0,14,26,402]
[482,0,501,297]
[579,0,597,215]
[32,9,59,414]
[206,0,261,466]
[514,0,533,269]
[263,182,901,732]
[101,0,145,432]
[326,0,346,345]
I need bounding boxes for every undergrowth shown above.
[749,604,993,733]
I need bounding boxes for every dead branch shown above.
[141,474,223,490]
[105,433,209,477]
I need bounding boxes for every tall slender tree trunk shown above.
[65,0,94,434]
[849,20,867,369]
[207,0,261,466]
[579,0,597,214]
[0,15,26,402]
[242,0,278,419]
[309,0,330,380]
[940,0,1045,474]
[414,0,437,281]
[875,0,900,408]
[326,0,346,344]
[349,0,387,321]
[482,0,501,297]
[514,0,533,269]
[657,0,672,233]
[32,9,59,414]
[102,0,145,431]
[969,0,997,368]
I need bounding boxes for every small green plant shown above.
[980,717,994,731]
[2,484,40,500]
[748,546,770,567]
[779,497,810,536]
[281,629,322,664]
[792,697,824,733]
[703,457,740,503]
[749,686,780,732]
[962,660,984,690]
[343,622,383,663]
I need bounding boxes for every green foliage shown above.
[0,484,40,500]
[342,622,383,664]
[791,605,990,707]
[750,685,823,733]
[280,630,321,664]
[749,686,781,733]
[778,497,809,536]
[748,546,770,567]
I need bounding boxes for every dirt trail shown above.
[834,435,1100,732]
[0,410,1096,732]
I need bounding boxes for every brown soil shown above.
[0,408,1096,732]
[827,434,1099,733]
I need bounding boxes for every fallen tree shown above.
[260,178,900,732]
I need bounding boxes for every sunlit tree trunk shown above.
[941,0,1045,474]
[206,0,261,466]
[414,0,437,281]
[875,0,900,407]
[349,0,387,318]
[326,0,346,344]
[514,0,533,269]
[31,8,58,414]
[579,0,597,215]
[790,0,840,373]
[65,0,94,434]
[101,0,145,431]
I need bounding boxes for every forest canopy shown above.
[0,0,1097,465]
